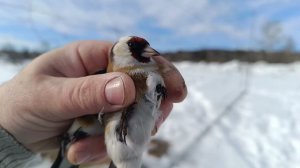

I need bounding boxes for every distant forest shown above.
[163,50,300,63]
[0,48,300,64]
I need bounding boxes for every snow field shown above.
[1,59,299,168]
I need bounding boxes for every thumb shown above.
[54,72,135,120]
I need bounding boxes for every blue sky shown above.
[0,0,299,52]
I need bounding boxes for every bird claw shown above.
[97,107,105,126]
[156,84,167,100]
[116,125,127,144]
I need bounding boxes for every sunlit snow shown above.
[1,58,299,168]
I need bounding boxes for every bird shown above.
[103,36,167,168]
[51,115,102,168]
[51,36,166,168]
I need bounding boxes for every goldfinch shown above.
[51,36,166,168]
[103,36,166,168]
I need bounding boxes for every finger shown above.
[153,56,187,103]
[34,41,113,77]
[67,135,107,165]
[157,100,173,128]
[46,72,135,120]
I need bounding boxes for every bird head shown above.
[109,36,160,70]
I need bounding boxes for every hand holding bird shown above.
[0,38,187,168]
[52,36,183,168]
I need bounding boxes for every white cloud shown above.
[137,0,252,40]
[0,0,141,38]
[1,0,247,38]
[0,0,299,50]
[28,0,140,38]
[136,0,298,44]
[247,0,294,9]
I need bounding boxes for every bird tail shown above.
[107,158,143,168]
[108,161,117,168]
[51,133,79,168]
[51,146,78,168]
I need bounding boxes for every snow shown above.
[145,61,300,168]
[0,58,299,168]
[0,59,22,83]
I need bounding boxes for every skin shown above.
[0,40,187,164]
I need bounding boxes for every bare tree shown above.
[260,21,295,52]
[283,37,295,53]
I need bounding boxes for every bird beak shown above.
[142,46,160,57]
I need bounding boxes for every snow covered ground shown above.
[0,58,299,168]
[149,61,300,168]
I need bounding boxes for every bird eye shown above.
[128,41,137,48]
[128,42,133,47]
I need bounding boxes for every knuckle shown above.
[76,79,97,111]
[63,79,99,113]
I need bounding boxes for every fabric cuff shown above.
[0,128,35,168]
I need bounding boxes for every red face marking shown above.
[127,36,150,63]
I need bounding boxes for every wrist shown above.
[0,83,10,135]
[0,82,23,147]
[0,83,6,129]
[0,128,35,168]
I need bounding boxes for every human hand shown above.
[0,40,187,164]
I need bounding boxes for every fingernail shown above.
[75,152,92,164]
[105,77,125,105]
